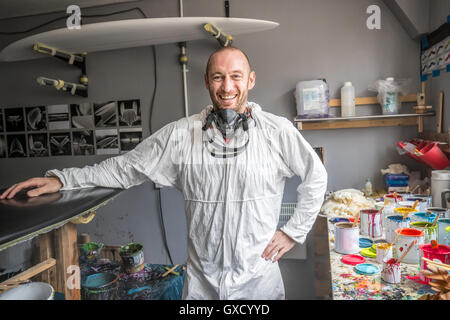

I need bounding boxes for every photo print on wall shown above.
[73,130,94,156]
[28,133,49,157]
[120,128,142,153]
[0,136,6,158]
[26,106,47,131]
[118,99,141,127]
[7,134,27,157]
[94,101,118,127]
[50,132,72,156]
[96,128,119,155]
[71,103,94,129]
[5,108,25,132]
[48,105,70,130]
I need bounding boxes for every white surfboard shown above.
[0,17,279,62]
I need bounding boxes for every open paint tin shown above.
[360,209,383,239]
[411,212,437,223]
[334,222,359,254]
[0,282,54,300]
[419,243,450,284]
[376,242,393,264]
[385,215,410,243]
[394,228,425,263]
[120,242,145,274]
[410,221,437,243]
[382,258,401,284]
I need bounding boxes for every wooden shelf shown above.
[329,93,417,107]
[295,112,435,131]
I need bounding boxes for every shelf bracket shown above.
[33,42,88,97]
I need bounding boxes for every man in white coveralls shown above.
[1,46,327,300]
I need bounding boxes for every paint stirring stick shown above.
[352,211,360,228]
[162,264,179,278]
[392,230,400,245]
[393,192,398,203]
[397,239,417,264]
[431,213,440,228]
[412,200,419,211]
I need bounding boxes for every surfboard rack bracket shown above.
[33,42,88,97]
[203,23,233,47]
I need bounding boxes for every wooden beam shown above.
[38,232,57,289]
[53,223,80,300]
[297,117,418,130]
[0,258,56,289]
[329,93,417,107]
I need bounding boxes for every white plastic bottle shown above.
[365,178,373,197]
[340,82,355,117]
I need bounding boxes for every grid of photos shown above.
[0,99,143,158]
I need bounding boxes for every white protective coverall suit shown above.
[46,102,327,300]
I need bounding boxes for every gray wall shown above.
[0,0,438,299]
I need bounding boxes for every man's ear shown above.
[204,73,210,90]
[248,71,256,90]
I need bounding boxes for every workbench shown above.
[0,187,122,299]
[326,217,435,300]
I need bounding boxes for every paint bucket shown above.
[394,228,425,264]
[410,221,437,243]
[384,194,403,205]
[394,207,417,218]
[427,207,448,219]
[334,222,360,254]
[0,282,54,300]
[404,198,428,212]
[437,218,450,245]
[79,241,104,264]
[446,226,450,246]
[411,212,437,223]
[382,258,401,284]
[376,242,393,264]
[360,209,383,239]
[418,142,450,170]
[81,272,119,300]
[411,194,432,207]
[418,243,450,284]
[385,215,410,243]
[120,242,145,274]
[381,205,395,229]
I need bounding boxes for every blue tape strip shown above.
[421,74,428,82]
[432,69,441,77]
[447,14,450,23]
[447,64,450,72]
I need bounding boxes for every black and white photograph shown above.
[94,101,118,128]
[0,108,4,132]
[4,108,25,132]
[7,134,27,157]
[0,135,6,158]
[119,128,143,153]
[25,106,47,131]
[73,130,95,156]
[71,103,94,129]
[118,99,141,127]
[95,128,119,155]
[28,133,49,157]
[47,104,70,130]
[49,132,72,156]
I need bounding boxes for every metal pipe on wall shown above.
[179,0,189,118]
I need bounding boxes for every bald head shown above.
[205,46,252,77]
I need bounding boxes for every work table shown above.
[326,217,435,300]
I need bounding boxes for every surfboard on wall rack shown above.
[0,17,279,62]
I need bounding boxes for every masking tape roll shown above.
[71,211,96,224]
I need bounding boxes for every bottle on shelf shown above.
[340,81,355,117]
[365,178,373,197]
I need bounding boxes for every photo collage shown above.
[0,99,143,158]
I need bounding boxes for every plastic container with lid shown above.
[431,170,450,207]
[294,79,330,118]
[380,77,401,115]
[340,82,355,117]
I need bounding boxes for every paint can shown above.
[334,222,360,255]
[376,242,393,264]
[384,194,403,205]
[382,258,401,284]
[394,228,425,263]
[120,242,145,274]
[411,194,432,207]
[81,272,119,300]
[385,215,410,243]
[381,205,395,229]
[393,207,417,218]
[426,207,448,218]
[79,241,104,264]
[359,209,383,239]
[410,221,437,243]
[418,243,450,284]
[437,218,450,245]
[410,212,437,223]
[0,282,54,300]
[404,198,428,212]
[446,226,450,246]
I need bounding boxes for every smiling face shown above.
[205,47,255,113]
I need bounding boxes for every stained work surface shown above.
[80,259,185,300]
[327,219,435,300]
[0,187,122,249]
